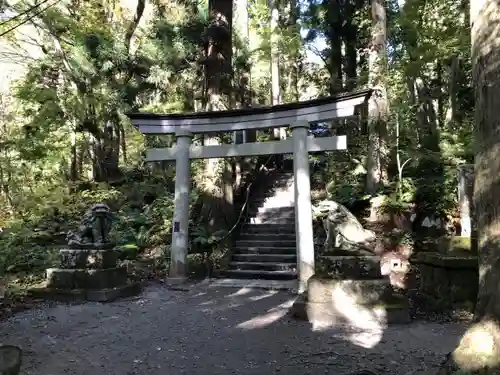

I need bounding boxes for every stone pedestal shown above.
[32,243,141,302]
[291,255,411,325]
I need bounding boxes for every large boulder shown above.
[313,200,376,252]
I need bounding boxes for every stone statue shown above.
[66,203,114,247]
[313,200,376,252]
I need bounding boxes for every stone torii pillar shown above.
[169,129,192,283]
[291,121,315,293]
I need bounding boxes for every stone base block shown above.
[307,275,392,305]
[412,252,478,304]
[46,267,128,290]
[46,268,86,289]
[28,287,87,302]
[291,292,410,325]
[318,256,382,279]
[59,248,119,269]
[28,282,141,303]
[85,282,142,302]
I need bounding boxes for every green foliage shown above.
[381,194,412,215]
[0,0,477,284]
[191,226,227,252]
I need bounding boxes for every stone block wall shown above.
[412,252,477,304]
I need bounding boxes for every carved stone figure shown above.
[66,203,114,247]
[313,200,376,252]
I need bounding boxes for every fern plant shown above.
[191,226,227,278]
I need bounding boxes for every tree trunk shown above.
[270,0,285,141]
[327,0,343,94]
[438,1,500,373]
[200,0,235,232]
[232,0,250,190]
[344,2,358,91]
[445,56,460,125]
[365,0,388,194]
[287,0,300,102]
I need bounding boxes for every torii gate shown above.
[127,89,372,292]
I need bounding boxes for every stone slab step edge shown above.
[210,278,298,291]
[247,218,295,225]
[232,254,297,262]
[238,233,296,241]
[220,269,298,281]
[241,224,295,234]
[235,240,296,248]
[233,246,296,254]
[228,261,297,271]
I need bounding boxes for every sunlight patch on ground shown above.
[248,290,278,301]
[193,292,207,297]
[235,298,297,330]
[309,287,386,349]
[225,288,252,298]
[235,309,289,330]
[454,319,500,370]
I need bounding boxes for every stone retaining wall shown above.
[412,252,477,304]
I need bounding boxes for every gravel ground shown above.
[0,283,466,375]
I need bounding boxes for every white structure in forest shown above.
[128,89,372,292]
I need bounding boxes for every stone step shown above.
[238,233,296,241]
[247,217,295,225]
[252,197,295,207]
[233,246,296,255]
[220,269,298,280]
[241,223,295,234]
[235,240,296,248]
[248,206,295,215]
[232,254,297,262]
[319,255,382,279]
[210,278,297,291]
[228,261,297,272]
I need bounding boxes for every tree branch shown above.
[124,0,145,52]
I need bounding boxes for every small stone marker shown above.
[457,164,475,238]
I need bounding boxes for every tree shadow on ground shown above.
[175,284,466,375]
[0,283,467,375]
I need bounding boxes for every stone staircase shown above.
[220,171,298,282]
[215,168,411,324]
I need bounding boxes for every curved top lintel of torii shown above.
[127,89,372,135]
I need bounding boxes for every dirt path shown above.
[0,283,465,375]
